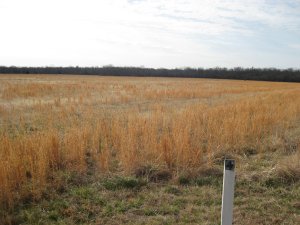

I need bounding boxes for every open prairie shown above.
[0,74,300,224]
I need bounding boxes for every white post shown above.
[221,159,235,225]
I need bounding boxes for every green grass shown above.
[2,165,299,225]
[102,177,146,191]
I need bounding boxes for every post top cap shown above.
[225,159,235,170]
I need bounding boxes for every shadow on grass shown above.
[102,177,147,191]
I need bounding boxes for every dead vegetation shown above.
[0,74,300,224]
[273,143,300,184]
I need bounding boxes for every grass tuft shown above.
[102,177,146,191]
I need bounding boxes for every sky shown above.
[0,0,300,68]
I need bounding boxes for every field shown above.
[0,74,300,224]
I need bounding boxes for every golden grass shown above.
[0,74,300,210]
[275,143,300,183]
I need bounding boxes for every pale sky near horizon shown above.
[0,0,300,68]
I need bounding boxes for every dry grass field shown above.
[0,74,300,224]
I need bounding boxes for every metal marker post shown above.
[221,159,235,225]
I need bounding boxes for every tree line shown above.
[0,66,300,82]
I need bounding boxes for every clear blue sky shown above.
[0,0,299,68]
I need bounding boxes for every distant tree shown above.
[0,66,299,82]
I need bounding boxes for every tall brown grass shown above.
[275,143,300,184]
[0,74,300,210]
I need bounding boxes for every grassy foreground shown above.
[2,140,300,224]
